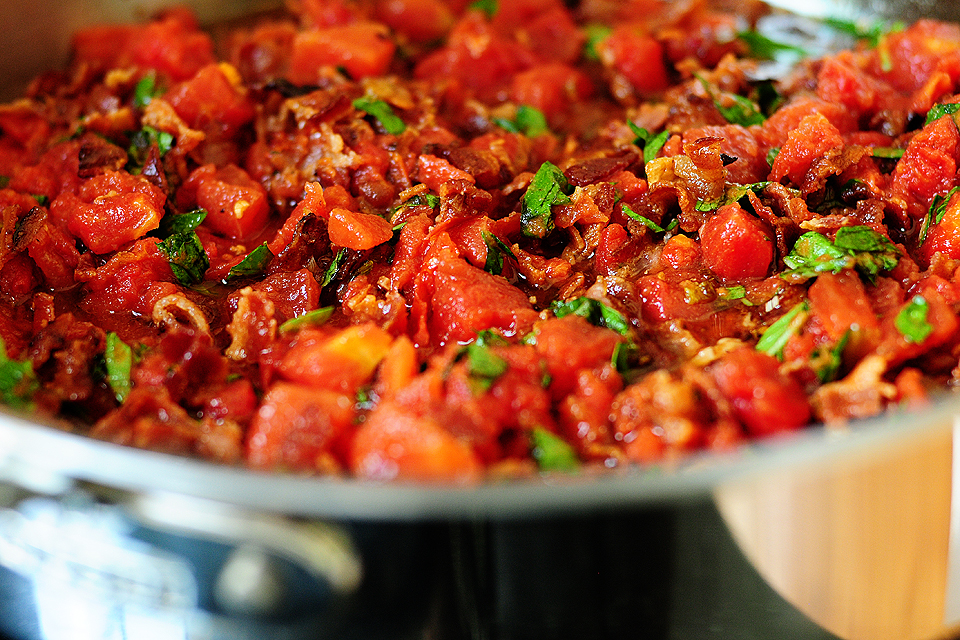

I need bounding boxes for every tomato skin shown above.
[699,203,773,283]
[78,238,175,318]
[27,221,81,290]
[710,348,810,437]
[328,207,394,250]
[289,22,395,83]
[180,164,270,240]
[246,382,356,471]
[350,402,483,483]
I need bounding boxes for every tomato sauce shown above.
[1,0,960,482]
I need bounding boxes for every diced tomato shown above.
[682,125,766,184]
[816,55,880,118]
[416,154,476,192]
[328,207,394,250]
[202,378,257,423]
[166,63,255,132]
[806,270,881,360]
[180,164,270,240]
[79,238,176,317]
[770,113,845,187]
[350,402,483,483]
[0,254,37,300]
[67,171,166,254]
[289,22,395,83]
[871,20,960,93]
[758,97,857,151]
[659,234,700,270]
[389,212,432,292]
[892,115,960,222]
[246,382,356,471]
[709,348,810,437]
[597,25,671,95]
[510,63,594,125]
[595,223,644,275]
[520,6,585,64]
[27,221,81,290]
[280,324,393,393]
[253,269,321,322]
[375,0,454,43]
[699,203,773,283]
[534,314,623,398]
[427,245,539,344]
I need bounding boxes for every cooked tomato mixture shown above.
[1,0,959,482]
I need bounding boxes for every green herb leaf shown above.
[105,332,133,403]
[611,341,642,375]
[470,0,497,18]
[161,209,206,236]
[352,97,406,135]
[628,122,670,164]
[552,297,630,336]
[583,24,612,61]
[895,295,934,344]
[919,186,960,245]
[322,248,347,289]
[756,301,809,360]
[227,243,273,281]
[133,73,162,109]
[494,105,550,137]
[766,147,780,167]
[622,204,677,233]
[926,103,960,126]
[813,331,849,383]
[460,341,508,392]
[280,306,335,333]
[482,230,515,276]
[531,427,579,472]
[698,76,765,127]
[719,285,747,301]
[696,181,772,212]
[0,338,38,411]
[158,230,209,285]
[871,146,904,159]
[781,227,900,282]
[0,176,10,189]
[521,161,572,238]
[737,30,808,60]
[128,125,174,166]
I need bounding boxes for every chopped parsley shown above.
[521,161,572,238]
[622,204,677,234]
[919,186,960,244]
[871,147,904,159]
[583,24,612,61]
[823,17,903,49]
[926,103,960,126]
[766,147,780,167]
[128,125,174,167]
[322,248,348,289]
[0,338,38,411]
[133,73,162,109]
[352,97,406,135]
[812,332,849,383]
[105,332,133,403]
[895,295,933,344]
[157,210,209,286]
[470,0,497,18]
[493,105,550,137]
[531,427,579,472]
[628,122,670,164]
[695,181,771,212]
[781,226,900,282]
[227,243,273,281]
[551,297,630,336]
[756,301,809,360]
[280,307,335,333]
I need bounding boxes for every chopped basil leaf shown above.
[813,331,849,383]
[32,194,48,207]
[494,105,550,137]
[531,427,579,472]
[482,230,515,276]
[583,24,612,61]
[105,332,133,403]
[133,73,162,109]
[158,229,209,286]
[696,181,771,212]
[161,209,206,236]
[823,17,902,49]
[737,30,808,60]
[926,103,960,126]
[521,161,572,238]
[352,97,406,135]
[628,122,670,164]
[552,297,630,336]
[460,341,508,392]
[720,285,746,301]
[0,338,38,411]
[756,301,809,360]
[871,146,904,159]
[698,77,765,127]
[470,0,497,18]
[128,125,174,165]
[766,147,780,167]
[474,329,507,348]
[622,204,677,233]
[895,295,933,344]
[280,306,335,333]
[322,248,347,288]
[782,226,900,282]
[611,341,642,375]
[919,186,960,244]
[0,176,10,189]
[227,243,273,281]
